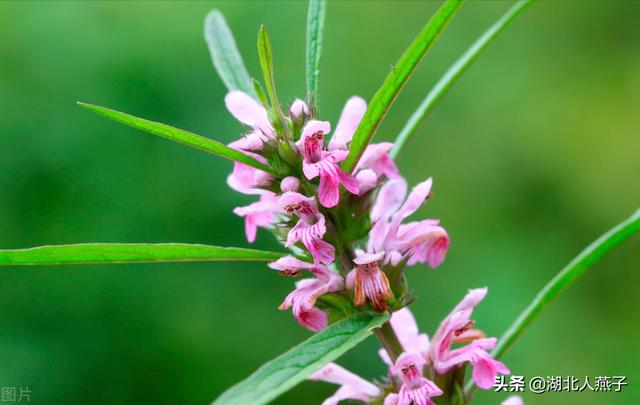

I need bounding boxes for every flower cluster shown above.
[311,289,514,404]
[223,89,512,402]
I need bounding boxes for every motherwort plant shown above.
[1,1,638,404]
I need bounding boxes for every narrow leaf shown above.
[77,102,276,175]
[257,26,287,133]
[205,10,256,98]
[342,0,464,172]
[391,0,533,158]
[306,0,326,111]
[493,208,640,359]
[0,243,285,265]
[213,312,390,405]
[465,208,640,396]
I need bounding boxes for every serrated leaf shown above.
[306,0,326,111]
[342,0,464,172]
[0,243,285,265]
[77,102,276,175]
[212,311,390,405]
[391,0,533,158]
[205,10,256,98]
[465,208,640,396]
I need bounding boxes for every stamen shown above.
[454,320,475,336]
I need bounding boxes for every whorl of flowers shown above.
[223,88,513,403]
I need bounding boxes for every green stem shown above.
[464,208,640,400]
[374,319,404,363]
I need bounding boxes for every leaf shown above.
[391,0,533,158]
[465,208,640,396]
[212,312,390,405]
[256,26,287,134]
[342,0,464,172]
[77,102,276,175]
[204,10,256,98]
[0,243,285,265]
[306,0,326,111]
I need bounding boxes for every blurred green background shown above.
[0,1,638,404]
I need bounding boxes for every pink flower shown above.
[327,96,367,152]
[226,152,274,194]
[428,288,510,389]
[290,99,310,118]
[279,191,335,265]
[296,120,359,207]
[392,353,442,405]
[356,142,399,180]
[368,177,449,268]
[232,191,278,243]
[355,169,378,196]
[225,90,274,151]
[280,176,300,193]
[346,252,392,312]
[271,257,343,331]
[379,307,429,366]
[309,363,380,405]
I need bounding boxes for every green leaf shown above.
[306,0,326,112]
[257,26,287,133]
[391,0,533,158]
[212,311,390,405]
[0,243,285,265]
[204,10,256,98]
[77,102,276,175]
[465,208,640,396]
[342,0,464,172]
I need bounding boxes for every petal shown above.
[384,393,399,405]
[356,169,378,195]
[301,120,331,140]
[318,171,340,208]
[224,90,273,135]
[452,288,488,314]
[338,169,360,196]
[390,308,430,354]
[328,96,367,151]
[371,177,408,222]
[268,256,315,273]
[290,99,309,118]
[393,178,433,224]
[471,351,510,390]
[309,363,380,397]
[280,176,300,192]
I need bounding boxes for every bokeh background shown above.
[0,1,638,404]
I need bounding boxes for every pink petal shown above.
[224,90,273,136]
[317,169,341,208]
[309,363,380,397]
[371,178,407,222]
[356,169,378,195]
[268,255,315,273]
[280,176,300,192]
[356,142,399,179]
[300,120,331,142]
[328,96,367,151]
[290,99,309,118]
[452,288,488,314]
[384,393,399,405]
[353,251,385,265]
[393,178,433,224]
[390,308,430,354]
[471,350,510,390]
